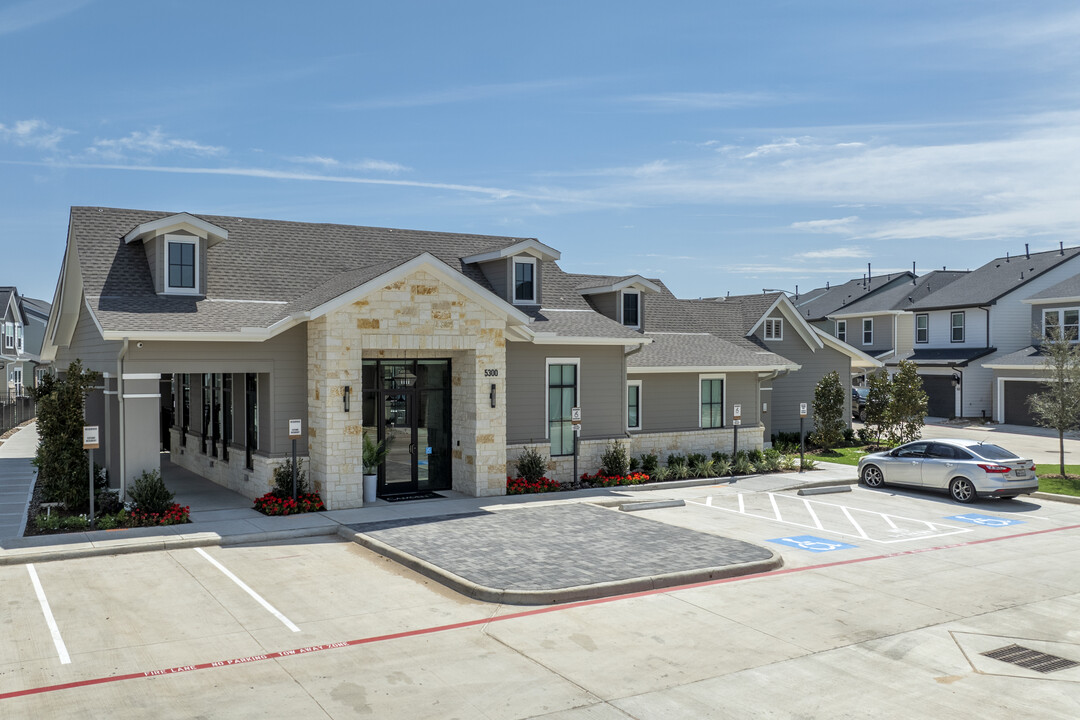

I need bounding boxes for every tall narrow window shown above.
[14,324,22,353]
[836,320,846,342]
[221,374,232,462]
[622,292,640,327]
[514,258,536,304]
[627,380,642,430]
[181,373,191,444]
[245,373,258,470]
[862,318,873,346]
[951,312,965,343]
[3,321,12,349]
[700,376,724,428]
[915,314,929,344]
[764,318,783,340]
[167,239,197,291]
[548,362,577,456]
[201,374,210,454]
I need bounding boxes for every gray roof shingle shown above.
[791,273,915,321]
[830,270,968,316]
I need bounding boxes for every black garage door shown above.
[920,375,954,418]
[1003,381,1048,426]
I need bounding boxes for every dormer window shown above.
[514,257,537,304]
[621,291,640,328]
[165,235,199,294]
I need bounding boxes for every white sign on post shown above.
[799,403,808,417]
[733,404,741,419]
[571,407,581,424]
[288,419,302,438]
[83,426,100,450]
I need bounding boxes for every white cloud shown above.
[790,216,860,234]
[287,155,409,173]
[84,128,226,161]
[0,119,73,149]
[794,246,869,259]
[0,0,90,36]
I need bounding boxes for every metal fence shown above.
[1,392,36,436]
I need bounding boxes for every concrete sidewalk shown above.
[0,423,38,541]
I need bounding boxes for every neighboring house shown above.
[901,246,1080,420]
[790,272,916,337]
[0,286,51,398]
[42,207,862,508]
[826,271,968,375]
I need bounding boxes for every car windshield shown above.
[854,388,869,398]
[969,444,1019,460]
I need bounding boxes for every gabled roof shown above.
[829,271,968,318]
[628,332,796,373]
[791,272,915,321]
[1023,275,1080,305]
[123,212,229,247]
[19,296,51,319]
[461,238,560,263]
[908,247,1080,311]
[576,275,662,296]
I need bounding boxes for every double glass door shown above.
[362,360,452,496]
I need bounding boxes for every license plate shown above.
[1013,469,1028,478]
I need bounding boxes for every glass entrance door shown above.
[362,359,452,497]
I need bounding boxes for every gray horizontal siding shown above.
[627,371,760,433]
[54,301,123,373]
[760,328,851,435]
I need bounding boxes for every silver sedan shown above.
[857,438,1038,503]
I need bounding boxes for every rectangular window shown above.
[1043,309,1080,341]
[245,373,258,471]
[862,318,873,346]
[201,373,211,454]
[514,258,536,304]
[14,324,22,353]
[915,314,929,344]
[167,238,197,291]
[764,318,783,340]
[836,320,846,342]
[700,375,724,429]
[3,322,12,349]
[622,292,640,327]
[547,361,577,456]
[627,380,642,430]
[951,311,965,343]
[11,368,22,395]
[222,374,232,462]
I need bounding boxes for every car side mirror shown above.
[889,449,899,457]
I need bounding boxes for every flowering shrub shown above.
[254,492,326,516]
[579,471,651,488]
[129,503,190,526]
[506,475,562,495]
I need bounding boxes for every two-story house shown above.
[902,245,1080,420]
[1,287,51,398]
[790,272,916,338]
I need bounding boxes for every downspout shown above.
[954,367,963,420]
[118,337,129,501]
[982,306,991,348]
[623,342,646,438]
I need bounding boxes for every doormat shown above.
[382,491,444,503]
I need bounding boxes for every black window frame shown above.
[513,258,536,304]
[950,311,965,343]
[915,313,929,344]
[167,239,197,290]
[622,291,640,327]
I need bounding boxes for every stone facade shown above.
[307,267,509,509]
[169,429,279,501]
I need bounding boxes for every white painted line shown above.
[738,492,745,514]
[26,565,71,665]
[802,498,824,530]
[882,513,899,530]
[195,548,301,633]
[705,496,713,507]
[769,493,783,523]
[840,506,869,539]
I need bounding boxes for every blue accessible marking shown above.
[946,514,1025,527]
[768,535,858,553]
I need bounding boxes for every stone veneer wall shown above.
[168,429,281,501]
[507,425,764,481]
[307,268,508,509]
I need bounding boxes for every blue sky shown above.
[3,1,1080,303]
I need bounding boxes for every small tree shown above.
[29,360,103,512]
[1028,325,1080,477]
[888,359,928,444]
[812,371,846,450]
[864,369,893,445]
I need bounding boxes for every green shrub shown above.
[666,453,687,468]
[801,457,817,471]
[61,515,90,531]
[34,513,61,531]
[272,458,309,497]
[599,442,630,477]
[779,454,798,471]
[652,465,672,482]
[763,448,782,472]
[752,457,770,474]
[711,451,729,465]
[628,455,640,472]
[748,449,764,463]
[732,454,753,476]
[515,447,548,483]
[713,456,732,476]
[129,469,175,514]
[856,427,873,445]
[639,453,659,476]
[686,453,708,466]
[668,458,691,480]
[842,427,856,446]
[690,458,716,478]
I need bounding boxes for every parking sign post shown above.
[799,403,808,472]
[288,419,302,499]
[83,426,100,529]
[571,407,581,484]
[732,404,741,458]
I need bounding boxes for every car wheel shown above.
[861,465,885,488]
[949,478,977,504]
[858,408,867,423]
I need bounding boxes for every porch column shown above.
[121,373,162,495]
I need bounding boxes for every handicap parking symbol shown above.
[946,514,1025,527]
[769,535,857,553]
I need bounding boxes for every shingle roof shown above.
[894,347,997,366]
[831,271,968,316]
[981,346,1043,368]
[628,332,793,370]
[19,296,51,317]
[791,273,915,321]
[1025,274,1080,302]
[907,247,1080,310]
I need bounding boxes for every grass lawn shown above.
[804,447,871,466]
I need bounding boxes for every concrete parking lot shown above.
[2,484,1079,718]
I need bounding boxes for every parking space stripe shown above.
[2,522,1079,703]
[194,548,301,633]
[840,506,869,539]
[26,565,70,665]
[802,498,823,530]
[769,493,782,522]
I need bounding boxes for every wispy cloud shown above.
[794,246,869,259]
[83,129,226,161]
[790,217,859,234]
[286,155,409,173]
[620,91,794,111]
[0,119,73,149]
[0,0,90,36]
[337,78,585,110]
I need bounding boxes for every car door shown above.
[886,442,930,486]
[921,443,963,489]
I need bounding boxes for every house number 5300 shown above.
[484,369,499,377]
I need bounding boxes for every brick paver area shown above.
[349,502,774,591]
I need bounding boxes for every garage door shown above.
[1003,381,1048,426]
[920,375,954,418]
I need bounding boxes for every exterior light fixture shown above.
[343,385,351,412]
[490,383,496,408]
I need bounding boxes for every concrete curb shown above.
[1032,491,1080,506]
[336,525,783,605]
[774,478,857,492]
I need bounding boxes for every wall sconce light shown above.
[343,385,351,412]
[490,383,496,409]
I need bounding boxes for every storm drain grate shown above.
[981,644,1079,673]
